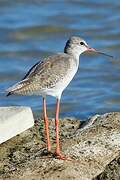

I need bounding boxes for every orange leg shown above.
[55,98,70,160]
[43,97,51,152]
[55,98,60,155]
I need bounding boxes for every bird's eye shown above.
[80,42,85,45]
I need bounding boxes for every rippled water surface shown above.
[0,0,120,119]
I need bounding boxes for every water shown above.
[0,0,120,119]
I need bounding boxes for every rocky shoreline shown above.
[0,112,120,180]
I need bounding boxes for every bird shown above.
[6,36,113,160]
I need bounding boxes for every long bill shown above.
[87,47,113,59]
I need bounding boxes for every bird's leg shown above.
[55,98,69,160]
[55,98,61,155]
[43,97,51,152]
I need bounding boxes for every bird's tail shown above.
[6,79,30,96]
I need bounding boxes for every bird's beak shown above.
[86,46,113,58]
[87,47,97,52]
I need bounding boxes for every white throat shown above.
[70,49,82,66]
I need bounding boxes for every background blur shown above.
[0,0,120,119]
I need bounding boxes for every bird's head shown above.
[64,36,113,58]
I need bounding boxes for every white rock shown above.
[0,106,34,144]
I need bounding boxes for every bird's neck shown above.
[64,48,80,63]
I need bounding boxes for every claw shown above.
[54,153,72,161]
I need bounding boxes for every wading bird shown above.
[7,36,112,160]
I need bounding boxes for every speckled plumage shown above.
[7,53,75,96]
[6,36,89,99]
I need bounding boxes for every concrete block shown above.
[0,106,34,144]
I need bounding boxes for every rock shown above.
[0,106,34,144]
[94,155,120,180]
[0,112,120,180]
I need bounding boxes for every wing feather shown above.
[6,53,72,95]
[22,53,71,89]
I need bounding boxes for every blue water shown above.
[0,0,120,119]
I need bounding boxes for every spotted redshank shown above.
[6,36,112,160]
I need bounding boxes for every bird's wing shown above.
[22,61,40,80]
[22,53,71,89]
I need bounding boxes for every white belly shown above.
[41,58,79,99]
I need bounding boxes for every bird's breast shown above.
[44,58,79,97]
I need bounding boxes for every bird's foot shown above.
[54,152,72,161]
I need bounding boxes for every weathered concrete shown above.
[0,106,34,144]
[0,112,120,180]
